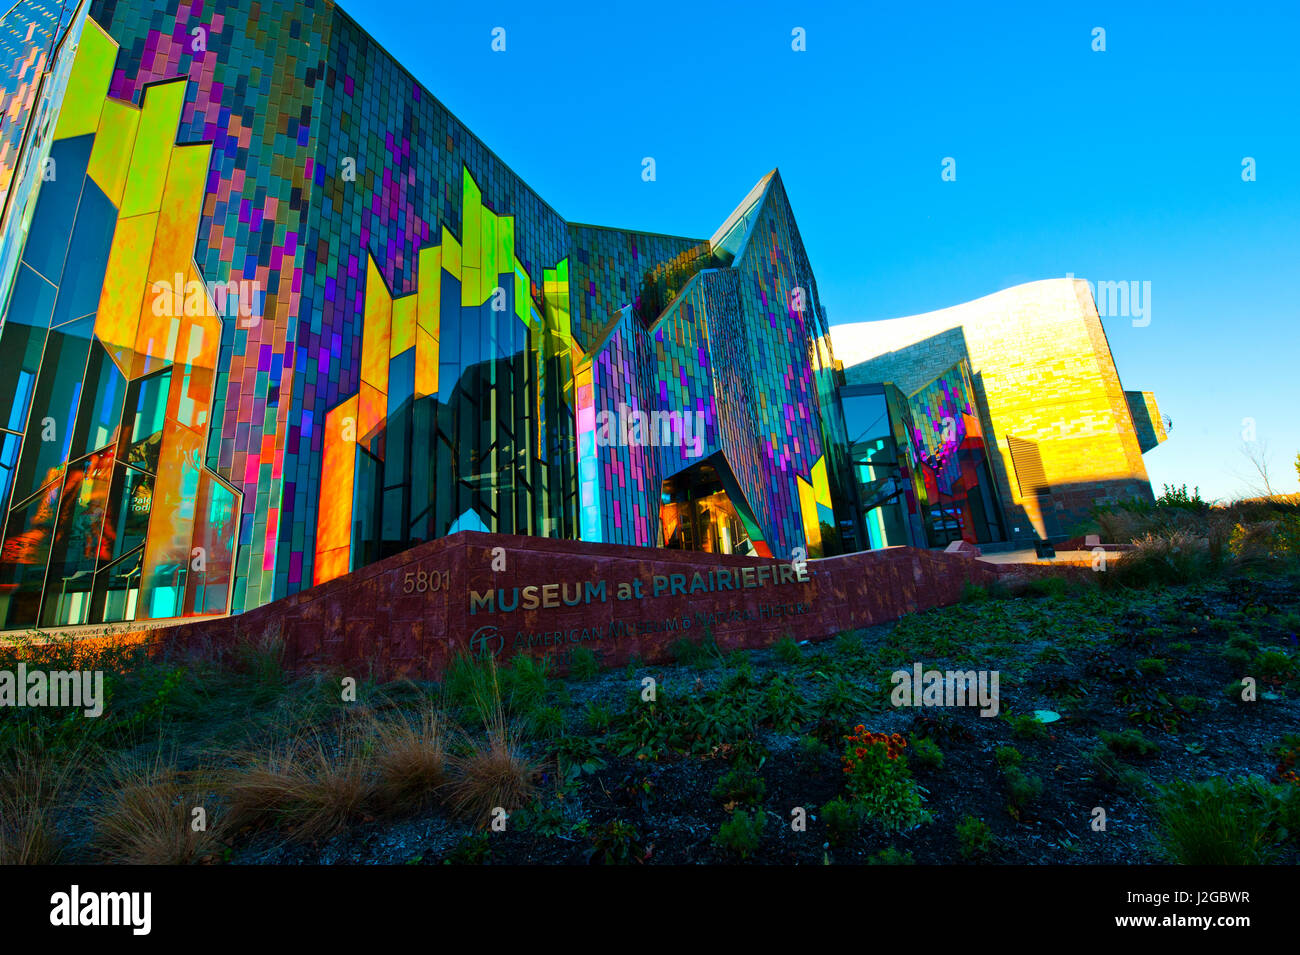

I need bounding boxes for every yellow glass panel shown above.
[52,20,116,141]
[95,213,158,375]
[360,256,391,391]
[118,81,186,217]
[416,246,440,340]
[390,294,416,357]
[415,326,438,398]
[87,99,141,207]
[811,455,832,509]
[151,144,210,274]
[797,475,823,559]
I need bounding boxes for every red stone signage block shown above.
[142,531,1091,680]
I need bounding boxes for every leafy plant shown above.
[840,727,929,832]
[585,819,648,865]
[1008,713,1047,741]
[1002,766,1043,819]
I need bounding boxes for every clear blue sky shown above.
[342,0,1299,502]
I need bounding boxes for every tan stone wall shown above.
[832,279,1157,540]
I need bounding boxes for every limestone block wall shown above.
[832,279,1160,541]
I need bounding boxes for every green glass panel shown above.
[91,544,143,624]
[0,474,62,629]
[11,314,93,503]
[40,449,113,627]
[120,370,171,474]
[101,463,153,568]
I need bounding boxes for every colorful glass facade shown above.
[0,1,853,628]
[841,362,1007,550]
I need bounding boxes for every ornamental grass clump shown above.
[840,726,929,832]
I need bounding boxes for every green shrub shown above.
[1086,744,1148,794]
[1224,679,1252,702]
[841,731,929,832]
[568,647,600,681]
[1003,766,1043,816]
[583,702,612,733]
[1099,728,1160,759]
[821,796,860,846]
[1254,650,1296,682]
[772,637,803,665]
[1154,777,1295,864]
[713,808,765,859]
[910,736,944,772]
[956,814,996,860]
[1025,576,1069,598]
[584,819,647,865]
[1222,647,1253,671]
[529,705,565,739]
[711,765,766,806]
[994,745,1022,769]
[799,735,829,760]
[1009,714,1047,741]
[1137,657,1168,677]
[867,846,914,865]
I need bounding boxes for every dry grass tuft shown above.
[92,753,225,864]
[370,703,449,812]
[445,656,537,827]
[220,724,374,843]
[0,737,82,864]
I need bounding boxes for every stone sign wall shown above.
[139,531,1091,680]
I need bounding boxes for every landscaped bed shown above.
[5,539,1299,865]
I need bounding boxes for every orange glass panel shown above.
[415,326,438,399]
[360,255,391,391]
[314,395,358,585]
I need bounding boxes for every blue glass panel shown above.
[71,341,126,458]
[20,134,93,282]
[3,261,58,326]
[50,177,117,326]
